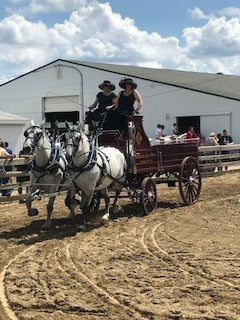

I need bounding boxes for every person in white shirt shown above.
[206,132,219,146]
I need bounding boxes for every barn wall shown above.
[0,123,29,155]
[0,61,239,143]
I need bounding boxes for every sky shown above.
[1,0,240,83]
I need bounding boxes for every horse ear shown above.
[83,124,89,134]
[30,119,35,126]
[39,118,46,128]
[65,121,71,130]
[77,122,83,132]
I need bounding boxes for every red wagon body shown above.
[98,115,201,214]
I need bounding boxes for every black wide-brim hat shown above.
[119,78,137,89]
[98,80,115,91]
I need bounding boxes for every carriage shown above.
[92,115,202,215]
[23,115,201,228]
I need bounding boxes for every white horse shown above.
[65,122,126,229]
[24,120,67,229]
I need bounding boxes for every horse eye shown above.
[23,130,28,137]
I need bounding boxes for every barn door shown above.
[44,95,80,128]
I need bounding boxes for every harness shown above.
[68,128,125,187]
[30,144,65,173]
[25,127,67,183]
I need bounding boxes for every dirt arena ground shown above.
[0,173,240,320]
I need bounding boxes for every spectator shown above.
[0,141,9,157]
[219,129,233,145]
[4,142,14,183]
[155,124,163,140]
[204,133,219,172]
[5,142,13,154]
[206,132,218,146]
[216,133,222,143]
[199,135,206,146]
[161,125,165,136]
[219,129,233,171]
[16,146,32,203]
[186,127,198,141]
[172,123,179,135]
[0,141,11,196]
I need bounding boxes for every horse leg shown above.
[112,184,122,214]
[65,184,78,219]
[42,195,56,229]
[100,188,110,222]
[65,183,82,218]
[77,191,94,231]
[25,186,39,217]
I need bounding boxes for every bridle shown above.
[65,128,84,160]
[24,126,49,150]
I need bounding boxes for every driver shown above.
[108,78,143,135]
[85,80,116,129]
[116,78,143,116]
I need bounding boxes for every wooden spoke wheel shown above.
[179,156,202,205]
[140,177,158,214]
[89,192,101,214]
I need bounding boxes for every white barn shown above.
[0,111,29,154]
[0,59,240,144]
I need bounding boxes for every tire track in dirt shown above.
[2,239,107,319]
[150,221,240,292]
[140,227,155,257]
[201,194,240,204]
[64,240,151,320]
[0,245,34,320]
[116,226,137,252]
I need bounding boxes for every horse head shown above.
[23,119,49,151]
[65,121,87,163]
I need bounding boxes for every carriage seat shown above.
[98,129,127,155]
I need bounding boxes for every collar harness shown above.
[25,127,67,181]
[67,128,125,187]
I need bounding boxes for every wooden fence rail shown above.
[1,144,240,202]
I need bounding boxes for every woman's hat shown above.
[119,78,137,89]
[210,132,216,137]
[98,80,115,91]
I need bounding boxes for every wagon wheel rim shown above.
[89,193,101,214]
[141,177,157,214]
[179,157,201,205]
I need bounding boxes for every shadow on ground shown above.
[0,200,183,245]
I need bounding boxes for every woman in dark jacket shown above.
[85,80,116,129]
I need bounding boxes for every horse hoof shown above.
[28,208,39,217]
[42,221,51,229]
[112,204,121,214]
[100,213,110,225]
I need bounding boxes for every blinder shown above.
[65,128,83,162]
[23,126,45,148]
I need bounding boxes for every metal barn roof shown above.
[1,58,240,101]
[0,110,29,123]
[68,60,240,101]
